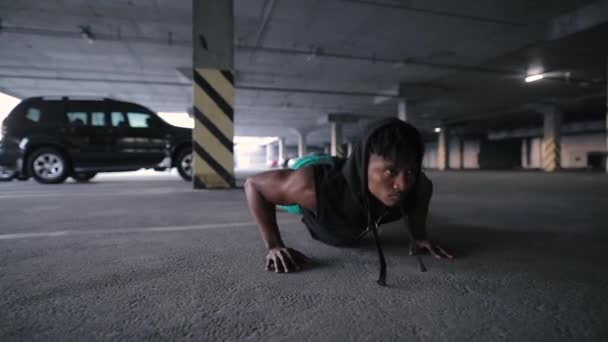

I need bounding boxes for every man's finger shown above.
[436,245,454,259]
[271,255,282,273]
[423,244,443,259]
[276,252,291,273]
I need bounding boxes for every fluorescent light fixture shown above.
[434,127,441,133]
[525,74,544,83]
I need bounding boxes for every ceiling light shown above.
[434,127,441,133]
[525,74,544,83]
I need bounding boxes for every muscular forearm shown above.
[407,204,428,240]
[407,174,433,240]
[244,178,285,249]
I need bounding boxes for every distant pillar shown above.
[278,137,285,164]
[526,137,533,168]
[458,137,464,169]
[521,138,528,168]
[398,99,407,121]
[192,0,235,189]
[438,128,449,171]
[397,98,418,128]
[330,121,345,157]
[297,131,308,157]
[265,143,273,166]
[542,108,562,172]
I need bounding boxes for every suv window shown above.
[25,108,42,123]
[111,112,128,128]
[91,112,105,127]
[126,112,152,128]
[20,102,65,125]
[67,112,88,126]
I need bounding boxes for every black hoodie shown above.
[300,118,422,284]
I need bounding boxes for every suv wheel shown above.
[28,147,69,184]
[176,148,193,182]
[0,166,16,182]
[72,172,97,182]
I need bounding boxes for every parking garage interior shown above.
[1,0,607,341]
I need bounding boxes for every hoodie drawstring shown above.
[369,211,388,286]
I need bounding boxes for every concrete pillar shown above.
[265,143,272,167]
[397,98,418,128]
[542,108,562,172]
[330,121,345,157]
[525,138,530,168]
[447,136,462,169]
[297,131,308,158]
[192,0,235,188]
[278,137,285,164]
[458,137,464,169]
[521,139,528,168]
[438,128,449,171]
[398,99,407,121]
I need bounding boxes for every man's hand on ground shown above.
[409,239,454,259]
[266,247,311,273]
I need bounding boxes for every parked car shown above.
[0,96,193,184]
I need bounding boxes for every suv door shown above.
[64,101,113,168]
[109,110,166,168]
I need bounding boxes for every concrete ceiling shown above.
[0,0,606,146]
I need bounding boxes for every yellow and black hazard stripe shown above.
[541,137,560,172]
[192,68,235,188]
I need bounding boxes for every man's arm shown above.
[404,173,454,259]
[244,166,315,272]
[406,172,432,240]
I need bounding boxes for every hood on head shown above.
[341,117,418,214]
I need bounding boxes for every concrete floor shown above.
[0,170,607,341]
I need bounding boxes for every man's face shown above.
[367,153,417,207]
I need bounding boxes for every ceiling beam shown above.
[342,0,524,26]
[0,74,400,98]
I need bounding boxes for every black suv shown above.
[0,97,193,184]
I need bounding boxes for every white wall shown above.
[561,133,606,168]
[421,132,607,170]
[463,139,480,169]
[531,137,542,168]
[449,137,461,169]
[0,93,20,128]
[522,133,606,169]
[423,142,438,169]
[423,139,480,169]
